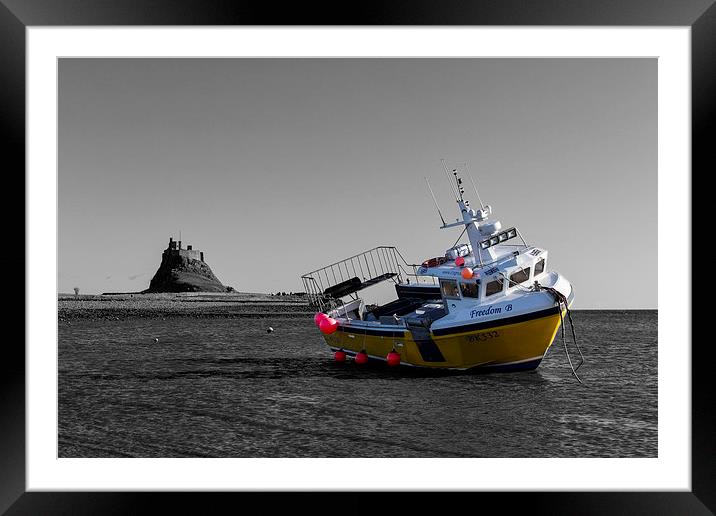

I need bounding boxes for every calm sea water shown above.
[58,310,657,457]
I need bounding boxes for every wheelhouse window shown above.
[534,258,545,275]
[440,279,460,299]
[460,281,480,299]
[485,278,504,297]
[509,267,531,285]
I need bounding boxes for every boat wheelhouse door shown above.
[439,278,461,313]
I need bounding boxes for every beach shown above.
[58,292,312,320]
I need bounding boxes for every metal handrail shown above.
[301,246,441,309]
[392,247,438,286]
[301,246,394,277]
[302,247,405,309]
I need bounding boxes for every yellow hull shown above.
[322,309,565,370]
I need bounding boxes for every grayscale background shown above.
[58,58,656,308]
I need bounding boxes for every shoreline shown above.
[58,292,313,320]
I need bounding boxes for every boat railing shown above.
[301,246,435,310]
[392,247,438,287]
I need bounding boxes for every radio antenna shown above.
[425,177,447,226]
[465,163,485,209]
[441,159,460,201]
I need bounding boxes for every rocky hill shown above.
[143,238,228,293]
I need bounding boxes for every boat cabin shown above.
[300,166,551,327]
[425,247,549,311]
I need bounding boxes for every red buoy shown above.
[319,317,339,334]
[455,256,465,267]
[461,267,474,280]
[314,312,329,326]
[355,350,369,365]
[334,349,347,362]
[386,350,401,367]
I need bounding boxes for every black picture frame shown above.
[3,1,710,514]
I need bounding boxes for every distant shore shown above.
[58,292,312,320]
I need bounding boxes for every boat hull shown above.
[322,307,565,370]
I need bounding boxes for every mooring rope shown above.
[483,271,585,382]
[537,284,585,383]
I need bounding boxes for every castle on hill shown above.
[144,237,228,293]
[165,237,204,262]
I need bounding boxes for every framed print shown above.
[4,0,711,513]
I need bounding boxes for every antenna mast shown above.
[441,159,460,201]
[425,177,446,226]
[468,175,485,209]
[453,168,466,200]
[464,162,485,209]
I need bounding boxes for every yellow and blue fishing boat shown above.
[301,162,576,372]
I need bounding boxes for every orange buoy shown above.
[314,312,329,326]
[354,350,369,365]
[461,267,474,279]
[334,349,346,362]
[455,256,465,267]
[319,317,339,334]
[386,350,401,367]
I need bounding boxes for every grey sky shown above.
[58,58,656,308]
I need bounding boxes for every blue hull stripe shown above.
[470,358,542,372]
[431,306,560,336]
[335,285,571,340]
[336,326,406,338]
